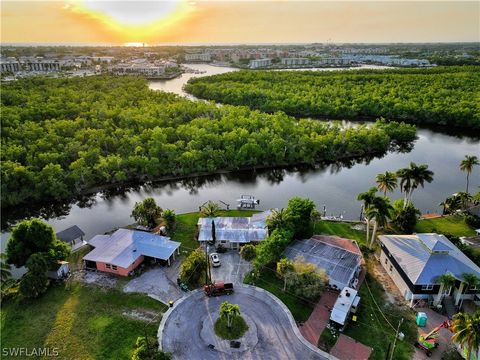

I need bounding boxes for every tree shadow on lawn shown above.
[70,282,166,360]
[1,283,71,352]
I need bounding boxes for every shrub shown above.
[240,244,256,261]
[465,213,480,229]
[179,247,207,287]
[19,271,48,298]
[284,256,328,302]
[131,336,172,360]
[391,199,420,234]
[162,209,176,232]
[254,229,293,268]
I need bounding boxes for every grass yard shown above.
[344,259,416,360]
[244,267,314,323]
[314,221,367,245]
[174,210,259,255]
[415,215,476,237]
[0,282,167,360]
[214,315,249,340]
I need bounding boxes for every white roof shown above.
[84,229,180,268]
[330,308,348,326]
[330,287,359,325]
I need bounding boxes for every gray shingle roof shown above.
[83,229,180,268]
[56,225,85,243]
[379,233,480,285]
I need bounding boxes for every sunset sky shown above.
[1,1,479,45]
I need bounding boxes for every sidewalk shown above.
[299,290,338,346]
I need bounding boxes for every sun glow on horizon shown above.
[65,0,195,42]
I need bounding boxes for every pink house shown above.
[83,229,181,276]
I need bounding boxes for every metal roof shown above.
[56,225,85,243]
[197,211,270,243]
[83,229,180,268]
[379,233,480,285]
[285,237,362,286]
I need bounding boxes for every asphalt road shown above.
[159,285,333,360]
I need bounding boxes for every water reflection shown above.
[1,64,479,249]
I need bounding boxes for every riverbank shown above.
[1,139,410,229]
[184,66,480,130]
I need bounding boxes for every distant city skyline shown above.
[1,1,479,45]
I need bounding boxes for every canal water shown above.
[2,64,479,251]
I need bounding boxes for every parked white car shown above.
[210,253,221,267]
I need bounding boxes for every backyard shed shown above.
[46,261,70,280]
[56,225,86,251]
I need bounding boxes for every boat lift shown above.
[237,195,260,209]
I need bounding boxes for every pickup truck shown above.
[204,281,234,297]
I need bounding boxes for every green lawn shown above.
[344,259,416,360]
[314,221,367,245]
[174,210,259,255]
[244,268,314,323]
[0,282,167,360]
[415,215,476,237]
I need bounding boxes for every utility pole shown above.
[389,317,404,360]
[204,241,210,285]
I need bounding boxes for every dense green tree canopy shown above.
[131,198,163,228]
[5,219,69,268]
[179,247,207,287]
[286,197,316,239]
[2,76,415,208]
[185,66,480,129]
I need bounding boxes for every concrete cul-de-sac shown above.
[158,284,334,360]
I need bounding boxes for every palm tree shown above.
[440,195,462,215]
[451,310,480,360]
[456,192,474,211]
[219,301,241,328]
[367,196,393,248]
[410,163,434,201]
[434,273,456,306]
[397,163,434,208]
[266,208,291,232]
[397,166,415,208]
[460,155,479,194]
[457,273,480,308]
[357,187,378,243]
[375,171,397,196]
[200,201,220,218]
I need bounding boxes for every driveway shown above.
[412,308,452,360]
[209,250,252,285]
[124,263,183,304]
[159,285,335,360]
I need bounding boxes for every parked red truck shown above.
[204,281,234,297]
